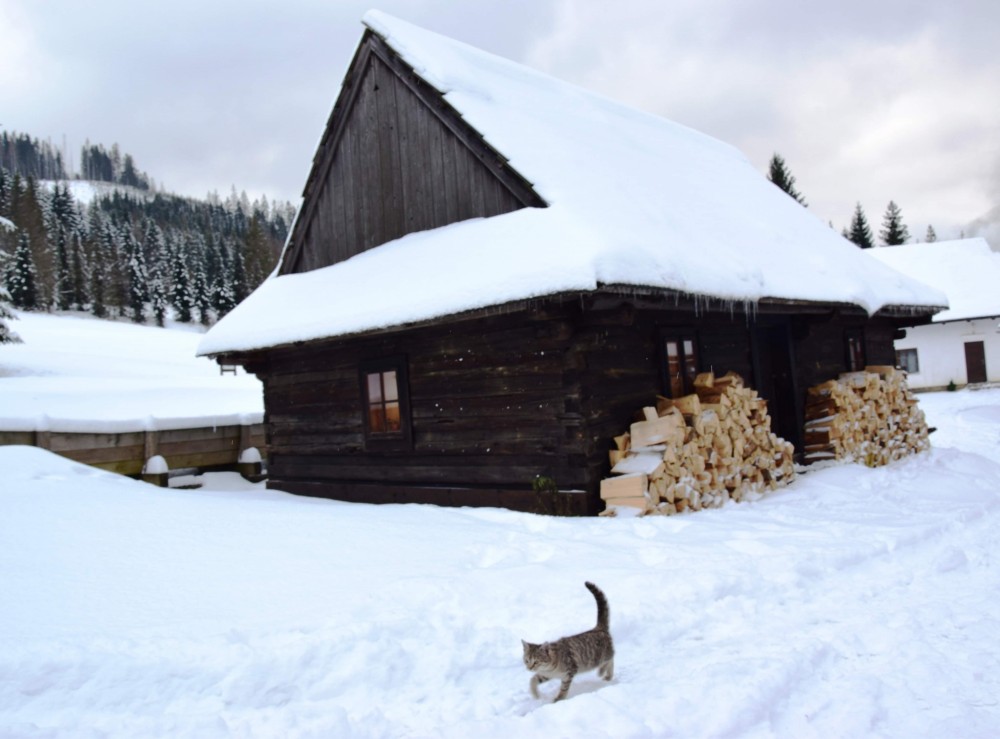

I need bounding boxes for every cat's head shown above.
[521,640,554,670]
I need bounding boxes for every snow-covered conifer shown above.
[767,153,807,206]
[846,203,875,249]
[879,201,910,246]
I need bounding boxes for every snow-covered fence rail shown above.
[0,423,267,477]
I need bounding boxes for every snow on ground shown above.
[0,311,262,431]
[1,316,1000,737]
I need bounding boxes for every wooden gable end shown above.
[280,31,546,275]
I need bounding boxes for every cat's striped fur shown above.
[521,581,614,702]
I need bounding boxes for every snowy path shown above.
[2,431,999,736]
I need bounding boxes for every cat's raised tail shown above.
[585,581,610,632]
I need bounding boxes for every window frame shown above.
[359,355,412,451]
[659,330,700,398]
[845,328,866,372]
[895,348,919,374]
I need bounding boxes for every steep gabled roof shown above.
[870,238,1000,322]
[279,26,545,275]
[199,10,945,357]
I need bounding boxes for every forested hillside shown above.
[0,130,294,327]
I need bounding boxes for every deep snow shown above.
[0,311,262,432]
[2,315,1000,737]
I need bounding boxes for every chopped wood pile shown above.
[804,365,930,466]
[600,371,796,515]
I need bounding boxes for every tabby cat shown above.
[521,581,614,702]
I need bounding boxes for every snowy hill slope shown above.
[1,312,999,736]
[0,311,262,432]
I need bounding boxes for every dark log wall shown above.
[249,294,908,513]
[284,43,532,275]
[791,312,897,391]
[260,305,590,511]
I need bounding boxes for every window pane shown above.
[369,406,385,433]
[683,338,698,387]
[367,373,382,403]
[665,339,683,397]
[384,401,401,432]
[382,370,398,402]
[896,348,919,374]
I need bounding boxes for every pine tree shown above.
[69,230,89,310]
[879,201,910,245]
[149,269,168,327]
[46,183,82,310]
[925,225,937,243]
[89,232,108,318]
[102,220,128,317]
[169,232,194,322]
[121,223,148,322]
[0,166,11,220]
[10,176,52,306]
[767,153,807,206]
[229,240,248,304]
[243,212,274,289]
[7,231,39,309]
[846,203,875,249]
[0,284,21,343]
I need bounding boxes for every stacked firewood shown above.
[600,371,795,515]
[803,365,929,466]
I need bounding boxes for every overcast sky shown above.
[2,0,998,243]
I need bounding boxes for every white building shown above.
[870,238,1000,389]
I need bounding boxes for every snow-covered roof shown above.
[198,10,945,357]
[869,238,1000,322]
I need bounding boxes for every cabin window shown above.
[662,334,699,397]
[845,329,866,372]
[360,357,412,449]
[896,348,919,374]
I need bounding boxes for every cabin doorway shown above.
[964,341,987,384]
[752,324,801,450]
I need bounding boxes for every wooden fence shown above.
[0,423,267,476]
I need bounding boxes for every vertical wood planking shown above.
[290,43,540,274]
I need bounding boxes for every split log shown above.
[803,366,929,466]
[601,372,796,516]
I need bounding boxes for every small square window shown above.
[896,348,919,374]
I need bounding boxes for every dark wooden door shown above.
[752,324,801,450]
[964,341,987,384]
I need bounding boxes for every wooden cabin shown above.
[199,12,944,514]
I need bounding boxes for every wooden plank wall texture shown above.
[292,51,527,273]
[254,294,911,513]
[0,424,267,476]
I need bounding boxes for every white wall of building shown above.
[895,317,1000,389]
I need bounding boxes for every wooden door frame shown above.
[750,319,803,452]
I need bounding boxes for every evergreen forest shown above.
[0,131,293,328]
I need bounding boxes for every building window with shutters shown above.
[360,356,412,450]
